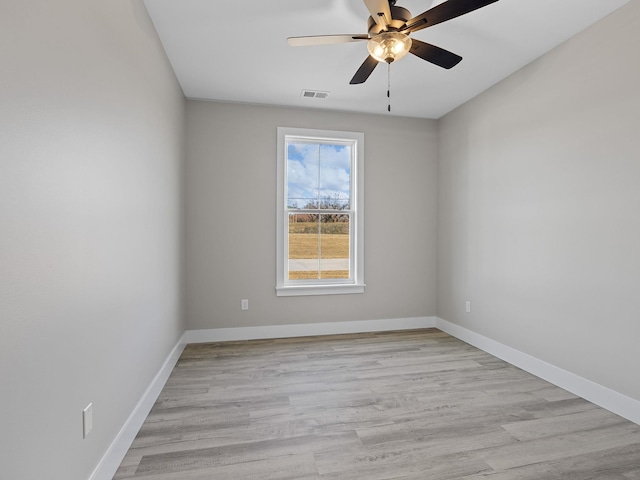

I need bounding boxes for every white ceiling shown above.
[143,0,629,119]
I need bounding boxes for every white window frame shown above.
[276,127,365,296]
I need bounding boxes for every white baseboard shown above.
[88,332,188,480]
[435,317,640,426]
[186,316,436,343]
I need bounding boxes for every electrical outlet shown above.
[83,403,93,438]
[465,301,471,313]
[241,299,249,311]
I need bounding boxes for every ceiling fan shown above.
[287,0,499,85]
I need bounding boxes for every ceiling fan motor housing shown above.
[367,6,412,35]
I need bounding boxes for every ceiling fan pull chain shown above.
[387,62,391,112]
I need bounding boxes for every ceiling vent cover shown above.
[301,89,329,99]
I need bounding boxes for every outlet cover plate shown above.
[83,403,93,438]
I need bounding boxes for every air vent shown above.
[301,89,330,99]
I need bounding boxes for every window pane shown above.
[318,144,351,210]
[288,213,350,280]
[286,142,351,210]
[287,142,319,209]
[288,214,319,280]
[319,214,350,279]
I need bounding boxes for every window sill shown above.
[276,283,366,297]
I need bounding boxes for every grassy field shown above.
[288,233,349,259]
[288,221,349,279]
[290,270,349,279]
[288,222,349,259]
[289,220,349,235]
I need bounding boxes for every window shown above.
[276,127,364,296]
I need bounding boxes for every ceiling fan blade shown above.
[409,38,462,69]
[287,34,369,47]
[362,0,392,28]
[404,0,499,33]
[350,55,379,84]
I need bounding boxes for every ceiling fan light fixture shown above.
[367,32,412,63]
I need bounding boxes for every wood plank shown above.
[113,329,640,479]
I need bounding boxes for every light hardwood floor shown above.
[114,329,640,479]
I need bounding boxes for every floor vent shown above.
[301,89,329,99]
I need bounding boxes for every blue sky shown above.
[287,142,351,209]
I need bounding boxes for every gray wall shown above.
[437,1,640,401]
[0,1,186,479]
[186,101,438,329]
